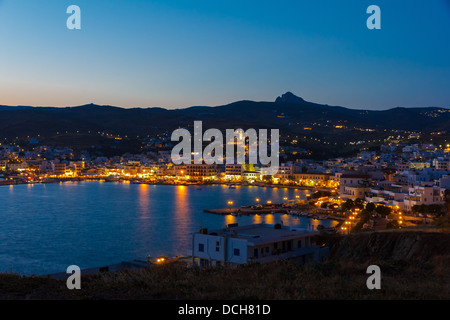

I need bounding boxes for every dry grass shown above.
[1,230,449,300]
[1,257,448,300]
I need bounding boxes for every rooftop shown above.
[340,174,371,179]
[199,223,319,246]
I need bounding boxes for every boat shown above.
[229,184,236,189]
[105,176,119,182]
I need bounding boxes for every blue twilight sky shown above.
[0,0,449,110]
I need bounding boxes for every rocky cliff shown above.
[327,231,450,263]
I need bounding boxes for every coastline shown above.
[0,177,321,192]
[1,177,346,221]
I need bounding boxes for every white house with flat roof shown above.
[191,223,326,267]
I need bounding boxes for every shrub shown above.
[435,216,450,228]
[386,220,400,229]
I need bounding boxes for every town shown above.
[1,137,449,236]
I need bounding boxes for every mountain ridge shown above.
[1,92,448,112]
[0,92,449,140]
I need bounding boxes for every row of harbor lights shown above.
[227,195,302,211]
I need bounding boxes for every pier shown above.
[203,207,288,216]
[204,205,346,221]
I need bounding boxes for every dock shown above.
[204,206,346,221]
[204,207,288,216]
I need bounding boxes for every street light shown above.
[345,221,351,234]
[349,216,355,232]
[228,200,234,212]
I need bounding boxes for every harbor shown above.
[0,182,321,276]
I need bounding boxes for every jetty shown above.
[204,205,346,221]
[204,207,288,216]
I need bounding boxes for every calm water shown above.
[0,181,337,275]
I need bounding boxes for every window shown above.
[198,243,204,252]
[215,246,220,252]
[234,248,240,256]
[298,240,302,248]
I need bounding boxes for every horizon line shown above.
[1,98,449,112]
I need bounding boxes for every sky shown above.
[0,0,449,110]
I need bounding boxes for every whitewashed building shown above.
[403,186,446,212]
[191,223,326,267]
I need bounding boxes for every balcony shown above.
[249,246,323,264]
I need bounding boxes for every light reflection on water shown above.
[0,182,337,275]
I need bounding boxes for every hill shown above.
[1,93,448,159]
[1,93,448,138]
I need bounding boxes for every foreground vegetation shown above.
[1,230,449,300]
[1,257,448,300]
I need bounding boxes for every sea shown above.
[0,181,338,275]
